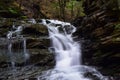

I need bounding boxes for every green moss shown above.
[20,16,28,19]
[115,23,120,29]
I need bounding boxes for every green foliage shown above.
[7,7,22,17]
[51,1,59,8]
[115,23,120,29]
[8,7,18,14]
[0,0,23,18]
[66,0,85,17]
[21,16,28,19]
[0,0,85,20]
[67,0,77,9]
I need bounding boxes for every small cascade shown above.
[7,25,23,39]
[37,19,108,80]
[7,25,29,69]
[8,39,15,69]
[23,38,29,64]
[7,25,23,70]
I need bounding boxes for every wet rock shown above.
[0,18,49,37]
[72,0,120,77]
[23,24,48,37]
[0,48,55,79]
[46,20,51,24]
[28,49,55,67]
[0,19,54,79]
[26,37,50,49]
[0,37,52,66]
[0,66,49,80]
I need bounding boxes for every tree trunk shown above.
[58,0,66,21]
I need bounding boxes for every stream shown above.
[0,19,110,80]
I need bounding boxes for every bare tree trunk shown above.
[71,1,74,19]
[58,0,66,21]
[76,6,80,18]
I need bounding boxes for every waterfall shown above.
[43,19,81,68]
[7,25,23,69]
[2,19,108,80]
[7,25,29,69]
[37,19,108,80]
[8,39,15,69]
[23,38,29,62]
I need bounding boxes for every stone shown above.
[72,0,120,77]
[0,19,54,80]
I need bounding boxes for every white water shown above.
[43,19,81,68]
[23,38,29,61]
[5,19,108,80]
[7,25,23,39]
[37,19,108,80]
[8,39,15,69]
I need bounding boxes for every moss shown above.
[20,16,28,19]
[115,23,120,29]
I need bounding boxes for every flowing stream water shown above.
[0,19,109,80]
[37,19,108,80]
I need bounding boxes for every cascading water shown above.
[1,19,109,79]
[23,38,29,63]
[7,25,23,69]
[44,19,81,68]
[8,39,15,69]
[37,19,108,80]
[7,25,29,69]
